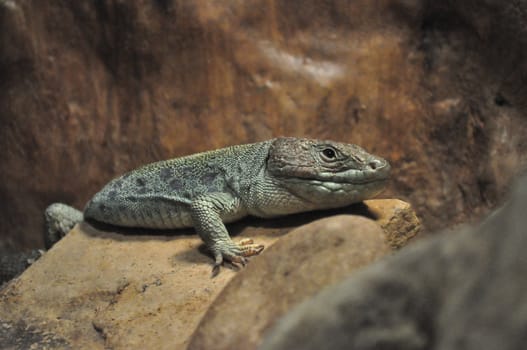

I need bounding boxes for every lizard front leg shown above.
[189,193,264,275]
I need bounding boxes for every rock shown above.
[0,250,42,289]
[260,175,527,350]
[0,199,419,349]
[187,215,389,350]
[1,223,238,350]
[363,199,421,249]
[2,1,527,253]
[187,200,420,350]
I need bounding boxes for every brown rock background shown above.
[1,0,527,249]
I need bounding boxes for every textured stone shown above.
[364,199,421,249]
[188,215,390,350]
[1,223,236,350]
[0,199,419,349]
[2,1,527,253]
[260,175,527,350]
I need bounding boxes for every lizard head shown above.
[266,137,391,209]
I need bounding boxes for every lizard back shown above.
[83,140,273,229]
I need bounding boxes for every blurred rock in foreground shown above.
[261,174,527,350]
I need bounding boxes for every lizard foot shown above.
[211,240,265,277]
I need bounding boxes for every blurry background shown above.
[1,0,526,250]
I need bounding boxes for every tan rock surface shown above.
[188,215,389,350]
[0,199,419,349]
[365,199,421,249]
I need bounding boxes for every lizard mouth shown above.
[284,165,391,185]
[288,177,389,190]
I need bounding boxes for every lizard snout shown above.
[368,157,389,171]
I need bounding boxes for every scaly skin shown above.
[50,137,391,273]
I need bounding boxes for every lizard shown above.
[42,137,391,275]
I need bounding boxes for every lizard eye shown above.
[321,147,337,160]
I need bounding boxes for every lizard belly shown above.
[84,196,193,229]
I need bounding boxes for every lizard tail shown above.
[44,203,83,249]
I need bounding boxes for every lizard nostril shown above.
[368,158,387,170]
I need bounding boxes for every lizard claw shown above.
[211,253,247,277]
[212,252,223,277]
